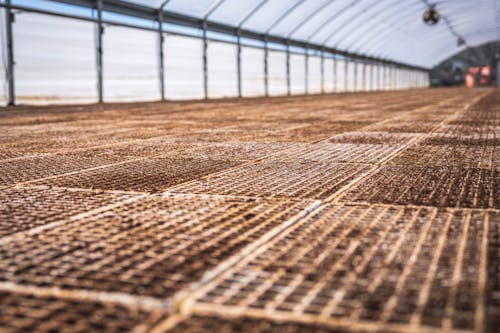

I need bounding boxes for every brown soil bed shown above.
[0,88,498,333]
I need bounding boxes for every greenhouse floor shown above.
[0,88,498,333]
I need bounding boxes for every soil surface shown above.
[0,88,498,332]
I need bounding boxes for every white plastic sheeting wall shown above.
[290,53,305,95]
[335,59,345,93]
[0,10,429,106]
[208,41,237,98]
[268,50,287,96]
[323,57,334,93]
[12,13,96,105]
[346,61,355,92]
[103,26,159,102]
[164,35,203,100]
[241,46,264,97]
[308,56,321,94]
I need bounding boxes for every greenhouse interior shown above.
[0,0,499,332]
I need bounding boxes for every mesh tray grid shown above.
[368,120,437,134]
[192,205,495,332]
[0,290,163,333]
[30,157,241,192]
[338,165,499,209]
[0,194,309,299]
[170,161,371,200]
[268,143,400,165]
[183,142,300,161]
[0,187,137,237]
[0,140,201,186]
[165,314,344,333]
[328,132,417,145]
[389,144,497,169]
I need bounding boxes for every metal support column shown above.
[158,16,165,100]
[369,63,373,91]
[286,43,291,96]
[362,62,366,91]
[236,31,242,97]
[389,66,392,90]
[385,65,388,90]
[376,65,379,90]
[304,46,309,94]
[320,49,324,94]
[5,0,15,106]
[344,58,348,92]
[202,21,208,99]
[158,0,172,101]
[264,37,269,97]
[333,56,337,93]
[353,59,358,92]
[96,0,103,103]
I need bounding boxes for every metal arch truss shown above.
[0,0,430,106]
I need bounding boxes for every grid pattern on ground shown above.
[164,315,347,333]
[327,131,417,145]
[0,290,163,333]
[169,161,371,200]
[191,205,496,332]
[0,187,137,237]
[0,194,309,298]
[268,143,401,164]
[0,88,497,333]
[389,144,497,168]
[338,165,498,209]
[30,157,242,192]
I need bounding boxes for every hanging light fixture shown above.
[423,4,440,25]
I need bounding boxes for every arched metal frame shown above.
[5,0,497,105]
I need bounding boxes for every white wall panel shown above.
[308,56,322,94]
[164,35,203,100]
[13,13,96,105]
[268,50,287,96]
[103,26,159,102]
[323,57,334,93]
[241,46,264,97]
[290,53,305,95]
[208,41,237,98]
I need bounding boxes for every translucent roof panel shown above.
[112,0,500,67]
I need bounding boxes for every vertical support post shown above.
[286,43,291,96]
[96,0,104,103]
[362,61,366,91]
[353,59,358,92]
[385,65,389,91]
[394,66,398,90]
[369,63,373,91]
[391,66,394,90]
[344,57,348,92]
[304,46,309,95]
[390,66,393,90]
[382,65,385,90]
[264,37,269,97]
[320,49,324,94]
[202,21,208,99]
[158,12,165,101]
[236,32,242,98]
[333,55,337,93]
[5,0,15,106]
